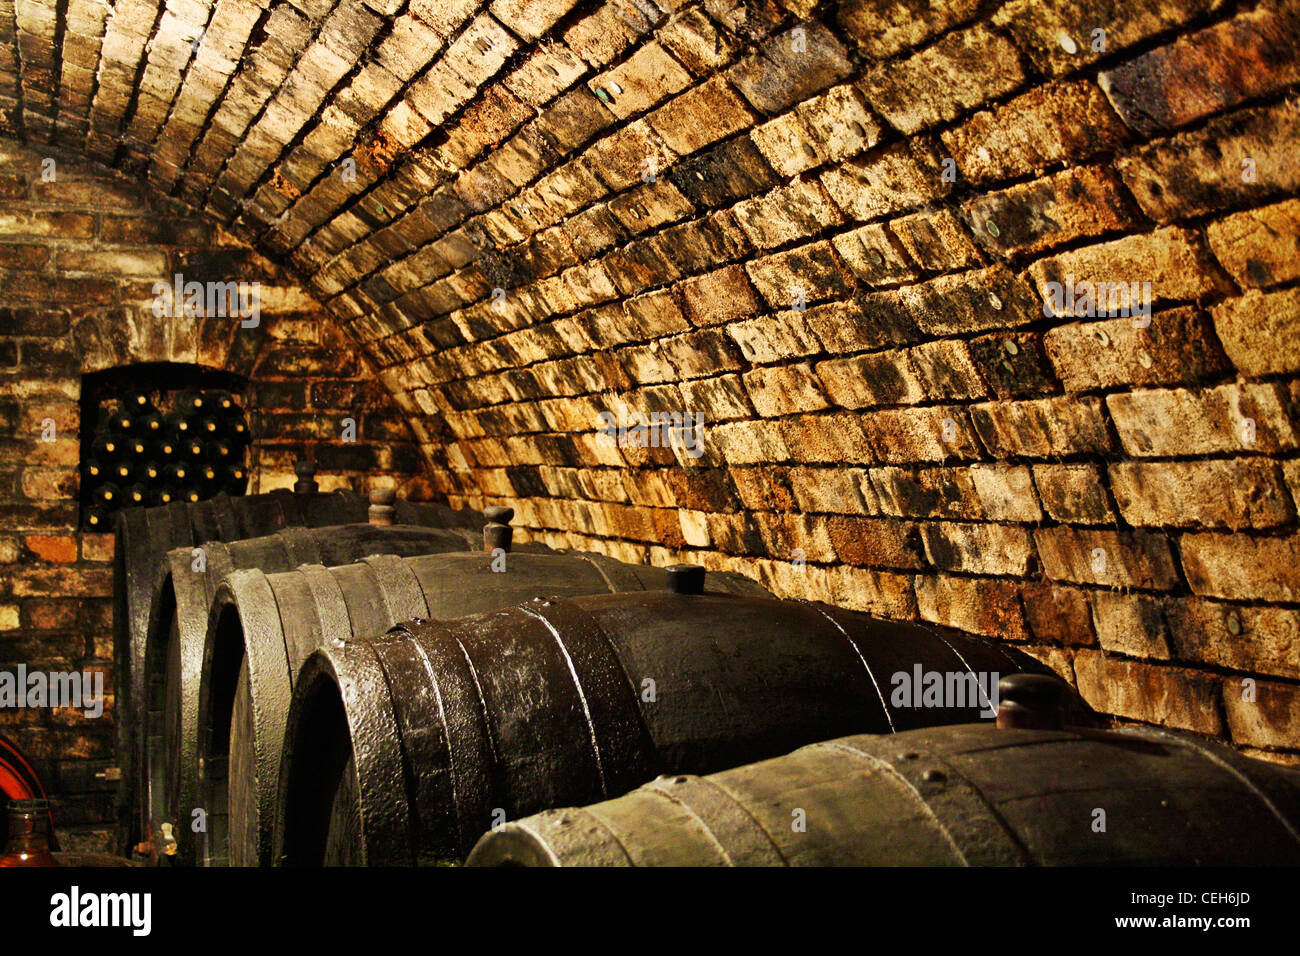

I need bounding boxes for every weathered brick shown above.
[861,406,983,463]
[914,574,1029,641]
[1044,307,1230,392]
[709,418,792,464]
[994,0,1221,78]
[591,42,693,120]
[1089,591,1171,659]
[744,240,854,308]
[1211,287,1300,378]
[897,265,1041,337]
[726,310,822,364]
[971,395,1113,458]
[676,265,760,328]
[1031,463,1114,524]
[861,24,1026,135]
[741,363,830,416]
[962,166,1140,258]
[1021,582,1096,647]
[1028,227,1233,313]
[733,179,845,251]
[1224,679,1300,751]
[888,209,982,273]
[825,515,924,570]
[803,299,909,354]
[830,222,918,287]
[920,521,1035,576]
[1035,526,1179,590]
[1166,598,1300,681]
[1073,650,1223,736]
[837,0,985,59]
[1098,4,1300,136]
[1205,199,1300,289]
[777,412,874,464]
[1115,100,1300,224]
[1110,459,1294,531]
[905,340,988,401]
[787,466,878,515]
[941,80,1128,185]
[1107,383,1300,457]
[819,139,948,222]
[727,23,852,115]
[1181,533,1300,603]
[646,74,757,158]
[817,352,926,409]
[967,331,1056,399]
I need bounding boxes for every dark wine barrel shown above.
[468,724,1300,867]
[110,487,484,855]
[203,556,768,866]
[273,586,1064,867]
[138,522,484,866]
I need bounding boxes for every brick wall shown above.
[0,0,1297,769]
[0,138,427,846]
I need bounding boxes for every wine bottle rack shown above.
[80,381,251,530]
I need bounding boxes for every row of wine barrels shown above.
[138,521,491,865]
[110,472,483,854]
[468,721,1300,866]
[198,555,769,865]
[273,580,1072,866]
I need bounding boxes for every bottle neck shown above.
[6,808,52,855]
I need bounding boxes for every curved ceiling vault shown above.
[5,0,1300,751]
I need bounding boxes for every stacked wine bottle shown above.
[82,388,251,530]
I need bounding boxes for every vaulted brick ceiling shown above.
[4,0,1300,748]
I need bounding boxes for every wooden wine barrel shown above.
[110,483,482,854]
[468,723,1300,867]
[138,522,484,866]
[200,556,767,866]
[273,580,1067,867]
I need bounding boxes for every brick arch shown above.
[70,308,266,378]
[2,1,1299,757]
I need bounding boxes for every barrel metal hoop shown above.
[406,626,499,858]
[296,564,356,648]
[575,552,650,593]
[360,554,431,624]
[275,526,324,568]
[825,737,1032,866]
[1119,726,1300,850]
[223,569,296,865]
[796,602,896,733]
[514,808,637,867]
[643,775,788,866]
[204,541,235,593]
[517,600,658,798]
[337,640,416,866]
